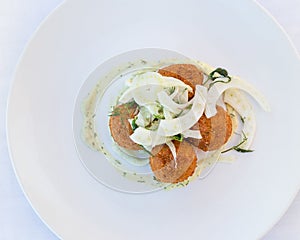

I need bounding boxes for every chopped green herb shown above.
[221,131,254,154]
[168,86,176,95]
[234,148,254,153]
[209,68,229,80]
[115,159,122,165]
[153,114,165,120]
[174,110,184,118]
[171,133,183,142]
[158,105,164,114]
[205,67,232,90]
[186,104,193,110]
[145,119,160,130]
[151,103,164,120]
[131,117,138,131]
[240,116,245,123]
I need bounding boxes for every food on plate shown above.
[188,105,233,151]
[81,57,270,188]
[109,102,141,150]
[150,140,197,183]
[106,61,270,186]
[158,64,203,99]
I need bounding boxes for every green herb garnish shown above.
[234,148,254,153]
[221,131,254,154]
[209,68,229,80]
[152,103,165,120]
[174,110,184,118]
[171,133,184,142]
[168,86,176,95]
[115,159,122,165]
[153,114,165,120]
[157,104,164,114]
[131,117,138,131]
[205,67,232,90]
[240,116,245,124]
[186,104,193,110]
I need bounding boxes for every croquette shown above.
[109,102,142,150]
[150,141,197,183]
[188,105,233,151]
[158,64,203,98]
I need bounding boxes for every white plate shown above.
[6,0,300,239]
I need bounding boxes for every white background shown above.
[0,0,299,239]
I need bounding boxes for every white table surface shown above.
[0,1,299,239]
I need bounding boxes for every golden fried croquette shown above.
[150,141,197,183]
[188,105,233,151]
[158,64,203,98]
[109,102,142,150]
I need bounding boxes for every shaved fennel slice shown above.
[119,72,192,103]
[182,129,202,139]
[144,104,162,116]
[163,108,173,120]
[174,89,189,104]
[205,76,271,118]
[216,95,226,110]
[157,85,207,136]
[170,87,179,99]
[224,89,256,149]
[131,72,193,90]
[205,83,222,117]
[129,127,166,147]
[132,85,163,106]
[166,141,177,167]
[157,91,194,115]
[135,107,151,127]
[225,104,239,138]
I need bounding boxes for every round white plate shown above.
[7,0,300,239]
